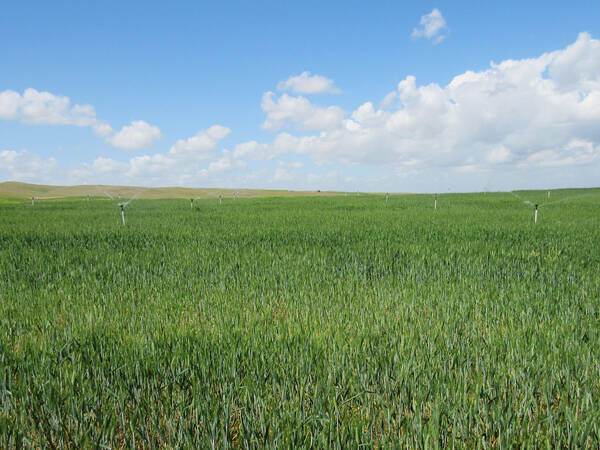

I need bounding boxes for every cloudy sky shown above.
[1,1,599,192]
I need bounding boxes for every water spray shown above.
[386,193,389,202]
[31,197,34,207]
[100,190,114,200]
[219,195,222,205]
[190,198,194,209]
[434,194,438,210]
[115,189,145,226]
[511,190,599,224]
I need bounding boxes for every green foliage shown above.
[1,190,599,447]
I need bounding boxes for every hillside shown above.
[0,181,340,200]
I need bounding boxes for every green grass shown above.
[1,190,599,447]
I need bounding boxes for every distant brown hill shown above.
[0,181,340,200]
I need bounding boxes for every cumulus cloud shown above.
[271,160,305,184]
[261,92,345,131]
[0,88,112,135]
[169,125,231,157]
[278,160,304,170]
[5,33,600,191]
[233,141,271,160]
[235,32,600,178]
[277,71,341,94]
[60,121,242,186]
[0,88,181,150]
[0,149,59,182]
[93,122,114,138]
[273,167,293,182]
[91,157,129,174]
[68,156,129,184]
[107,120,162,150]
[412,8,448,44]
[207,156,232,173]
[380,91,398,109]
[126,153,175,177]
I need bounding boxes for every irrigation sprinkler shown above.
[534,204,538,223]
[115,189,144,226]
[434,194,438,210]
[548,191,550,200]
[219,195,222,205]
[190,198,194,209]
[386,193,389,202]
[31,197,34,207]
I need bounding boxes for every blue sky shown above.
[1,1,599,192]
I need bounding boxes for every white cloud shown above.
[67,156,129,184]
[169,125,231,157]
[412,8,448,44]
[233,141,271,160]
[0,88,109,130]
[0,88,174,148]
[277,71,341,94]
[380,91,398,109]
[92,157,129,174]
[0,91,21,119]
[92,122,114,138]
[0,149,59,182]
[237,32,600,179]
[107,120,162,150]
[207,156,232,173]
[273,167,293,182]
[272,160,304,183]
[5,33,600,192]
[278,160,303,170]
[126,153,175,177]
[525,139,599,168]
[549,33,600,91]
[61,122,242,186]
[306,170,339,189]
[261,92,345,131]
[487,145,513,164]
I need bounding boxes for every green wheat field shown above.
[1,189,599,447]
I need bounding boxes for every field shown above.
[1,189,599,447]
